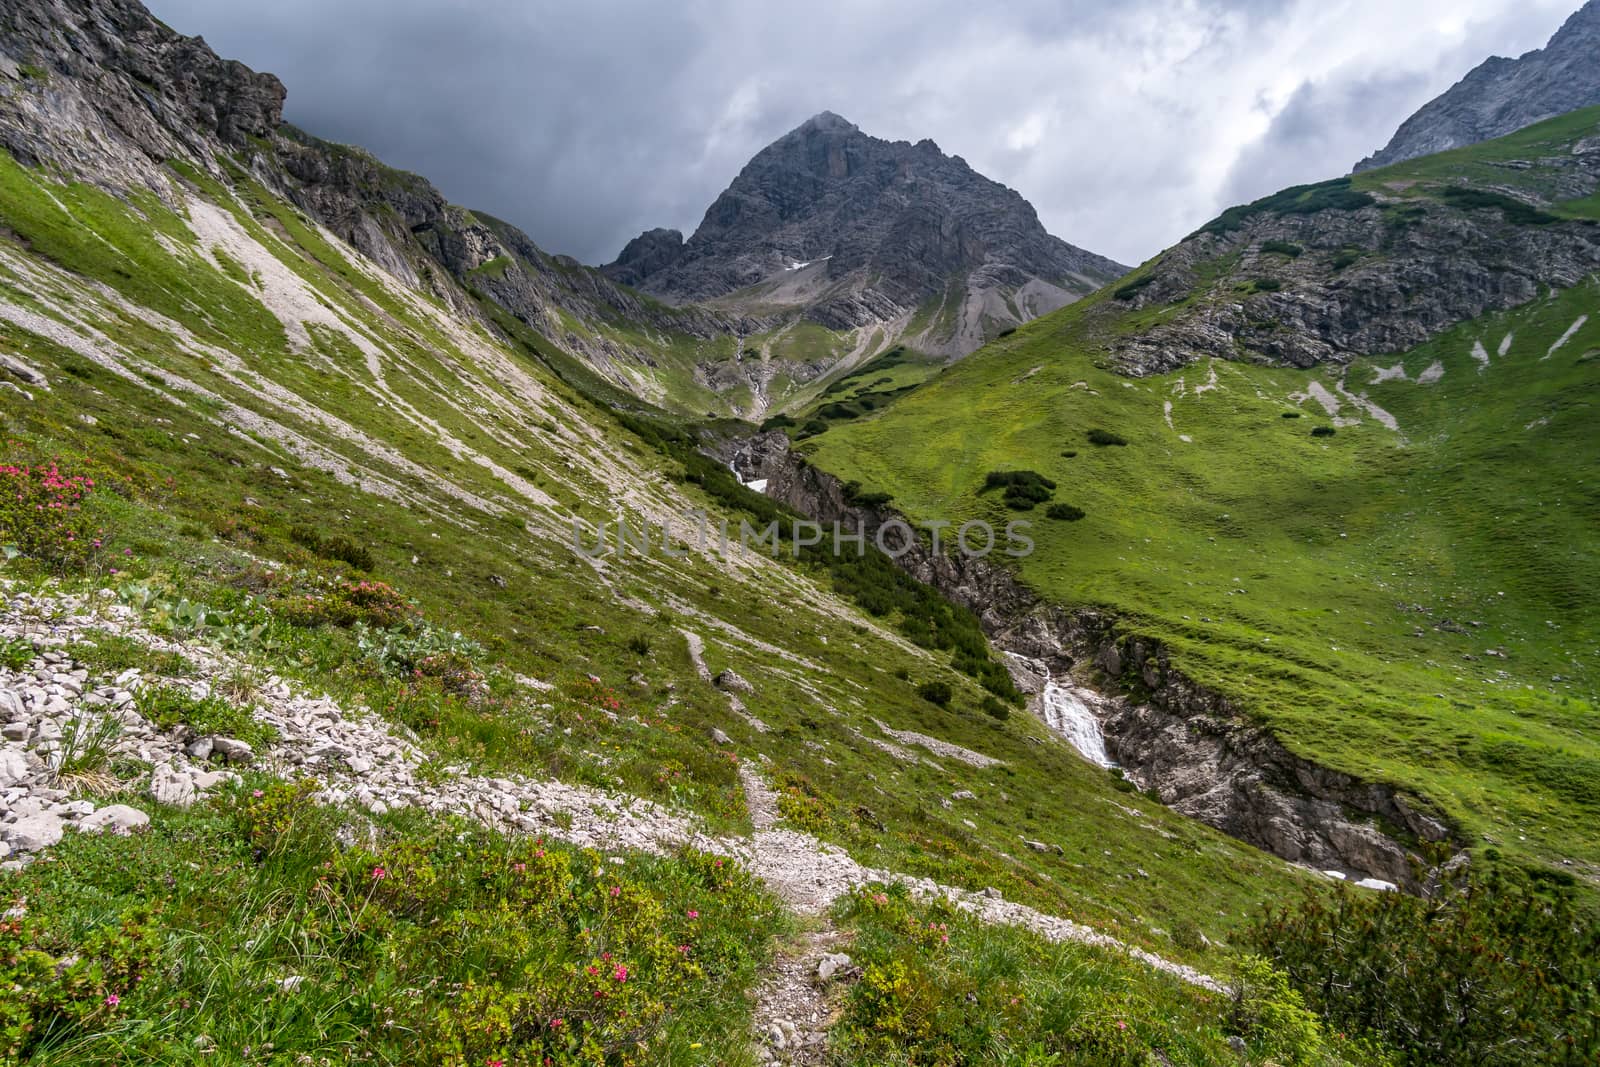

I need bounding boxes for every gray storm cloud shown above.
[146,0,1575,266]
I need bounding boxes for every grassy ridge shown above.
[808,210,1600,880]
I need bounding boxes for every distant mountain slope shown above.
[1354,0,1600,172]
[605,112,1126,356]
[803,113,1600,889]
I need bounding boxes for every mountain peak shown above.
[603,115,1125,351]
[1355,0,1600,171]
[797,110,857,134]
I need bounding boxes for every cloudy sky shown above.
[147,0,1578,267]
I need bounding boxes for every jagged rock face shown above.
[609,112,1126,343]
[0,0,754,394]
[601,227,686,288]
[1355,0,1600,172]
[1109,164,1600,376]
[0,0,283,178]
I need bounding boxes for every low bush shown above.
[1281,411,1302,419]
[0,460,114,572]
[134,682,275,747]
[0,636,32,671]
[1046,503,1086,521]
[1311,426,1337,438]
[1251,858,1600,1065]
[979,695,1010,721]
[1113,274,1157,301]
[274,578,416,629]
[1086,429,1127,447]
[983,471,1056,510]
[917,680,952,707]
[4,789,782,1064]
[1260,239,1303,257]
[289,524,375,572]
[1250,277,1284,293]
[1439,185,1560,226]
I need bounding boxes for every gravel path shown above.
[1,589,1223,1007]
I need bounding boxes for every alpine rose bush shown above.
[0,460,110,572]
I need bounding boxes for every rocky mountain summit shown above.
[605,112,1126,353]
[1355,0,1600,172]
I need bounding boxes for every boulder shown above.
[78,804,150,836]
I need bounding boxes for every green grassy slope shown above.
[0,140,1340,976]
[808,122,1600,882]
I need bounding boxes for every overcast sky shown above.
[147,0,1578,268]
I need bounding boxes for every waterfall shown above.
[1039,678,1115,767]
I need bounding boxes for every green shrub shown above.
[1331,248,1361,270]
[1311,426,1336,438]
[917,680,952,707]
[289,524,375,571]
[1250,277,1284,293]
[1113,274,1157,301]
[1260,239,1303,257]
[1060,449,1078,458]
[1251,859,1600,1065]
[996,326,1017,338]
[1281,411,1302,419]
[1046,503,1086,521]
[800,418,829,437]
[1199,177,1376,236]
[759,414,797,431]
[0,636,33,671]
[0,460,115,572]
[982,470,1056,510]
[1439,185,1560,226]
[1228,955,1329,1064]
[1086,429,1127,447]
[979,695,1010,721]
[626,634,652,656]
[0,906,162,1062]
[275,578,416,629]
[135,683,275,747]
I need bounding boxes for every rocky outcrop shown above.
[737,432,1458,888]
[1109,155,1600,376]
[1355,1,1600,172]
[610,111,1126,353]
[0,0,756,405]
[601,227,686,288]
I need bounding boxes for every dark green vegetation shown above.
[2,783,781,1065]
[982,469,1058,510]
[1199,177,1376,236]
[829,885,1386,1066]
[1253,857,1599,1065]
[809,112,1600,888]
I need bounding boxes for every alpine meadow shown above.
[0,1,1597,1065]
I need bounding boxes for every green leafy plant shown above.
[134,683,274,747]
[1251,858,1600,1065]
